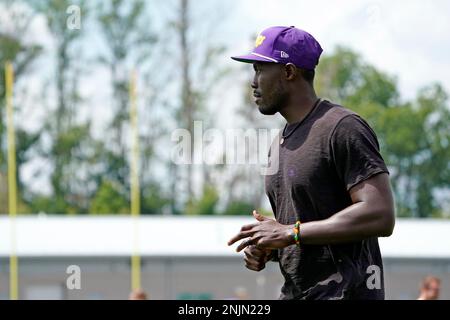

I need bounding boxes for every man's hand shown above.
[228,210,294,252]
[244,245,272,271]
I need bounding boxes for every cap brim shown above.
[231,53,277,64]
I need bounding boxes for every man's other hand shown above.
[244,245,272,271]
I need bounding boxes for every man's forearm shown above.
[298,201,394,245]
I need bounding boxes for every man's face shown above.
[424,281,440,300]
[251,62,288,115]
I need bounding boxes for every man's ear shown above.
[284,63,298,81]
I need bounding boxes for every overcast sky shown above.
[228,0,450,101]
[12,0,450,128]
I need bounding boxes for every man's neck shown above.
[279,93,318,124]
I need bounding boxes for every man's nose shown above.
[251,75,258,89]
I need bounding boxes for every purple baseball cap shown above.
[231,26,323,70]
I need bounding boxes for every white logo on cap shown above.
[280,51,289,58]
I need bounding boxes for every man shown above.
[417,276,441,300]
[227,26,395,300]
[128,288,148,300]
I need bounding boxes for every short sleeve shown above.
[329,114,389,191]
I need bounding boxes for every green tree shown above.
[185,184,219,215]
[141,183,171,215]
[90,180,129,214]
[316,47,450,217]
[222,200,254,216]
[27,0,94,213]
[372,84,450,217]
[168,0,231,215]
[96,0,156,189]
[316,46,399,107]
[0,1,42,213]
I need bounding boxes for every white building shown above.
[0,216,449,300]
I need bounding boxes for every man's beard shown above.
[257,81,288,115]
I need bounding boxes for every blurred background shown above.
[0,0,449,300]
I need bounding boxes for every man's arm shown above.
[299,172,395,245]
[228,173,395,251]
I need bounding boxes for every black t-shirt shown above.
[265,99,389,300]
